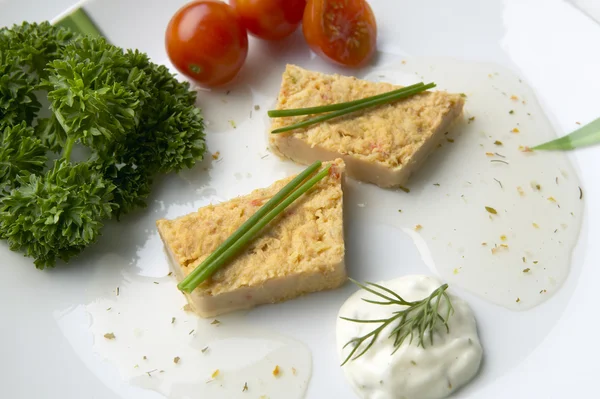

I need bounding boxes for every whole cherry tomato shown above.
[302,0,377,67]
[165,0,249,87]
[229,0,306,40]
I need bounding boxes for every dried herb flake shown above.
[485,206,498,215]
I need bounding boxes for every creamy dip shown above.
[336,275,483,399]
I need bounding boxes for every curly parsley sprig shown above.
[0,22,207,268]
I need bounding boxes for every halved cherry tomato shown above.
[302,0,377,67]
[229,0,306,40]
[165,0,249,87]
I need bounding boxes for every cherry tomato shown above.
[302,0,377,67]
[229,0,306,40]
[165,0,249,87]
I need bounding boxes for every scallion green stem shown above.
[268,82,426,118]
[54,8,104,37]
[271,82,436,134]
[178,162,330,293]
[531,116,600,151]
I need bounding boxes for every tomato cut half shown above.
[303,0,377,67]
[165,0,249,87]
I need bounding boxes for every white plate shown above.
[1,0,599,398]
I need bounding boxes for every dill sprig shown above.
[340,279,454,366]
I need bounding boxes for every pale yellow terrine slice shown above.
[156,159,346,318]
[269,65,465,188]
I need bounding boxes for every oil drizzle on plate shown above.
[85,254,311,399]
[351,57,584,310]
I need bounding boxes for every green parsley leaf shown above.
[0,161,117,269]
[0,122,48,193]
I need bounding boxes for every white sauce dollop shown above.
[336,275,483,399]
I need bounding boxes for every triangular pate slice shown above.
[270,64,465,188]
[156,159,346,318]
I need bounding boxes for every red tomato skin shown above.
[166,0,249,87]
[302,0,377,67]
[229,0,306,40]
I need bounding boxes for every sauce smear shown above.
[349,57,584,310]
[85,254,311,399]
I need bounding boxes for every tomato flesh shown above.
[303,0,377,67]
[166,0,249,87]
[229,0,306,41]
